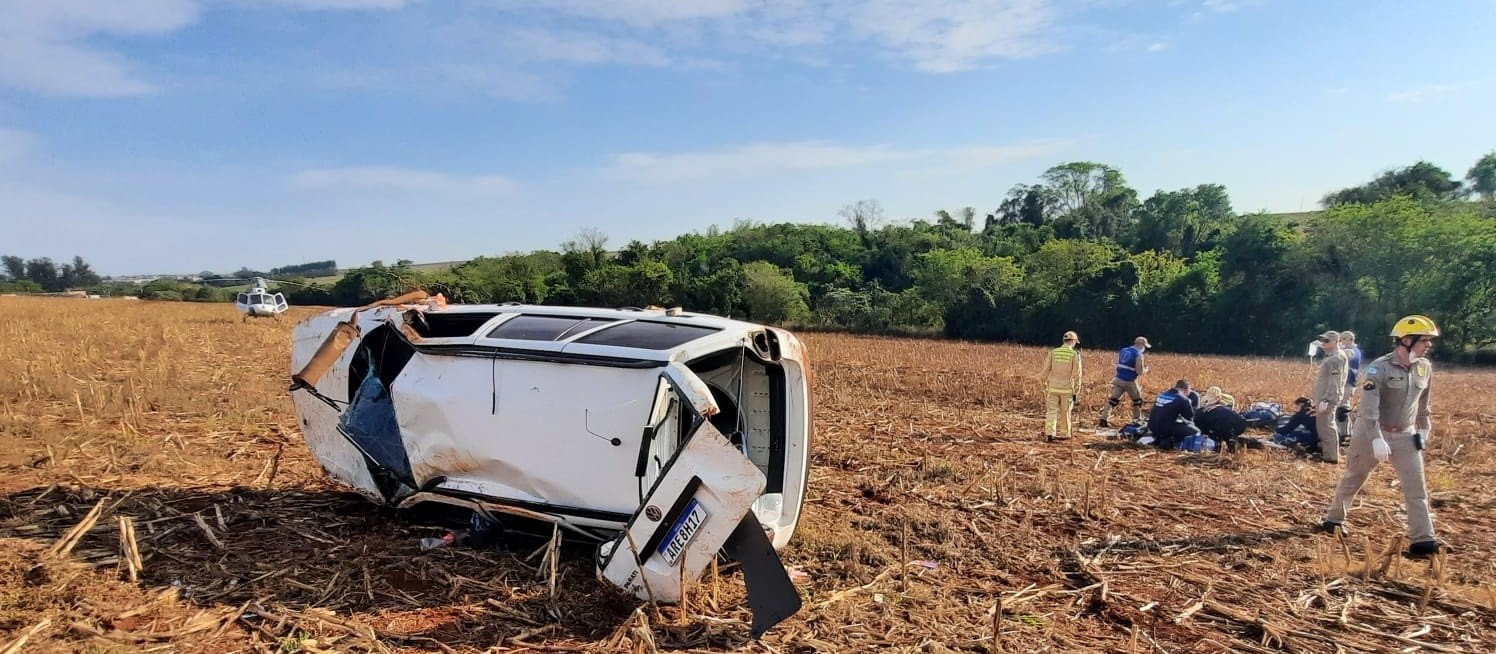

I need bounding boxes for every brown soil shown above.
[2,297,1492,653]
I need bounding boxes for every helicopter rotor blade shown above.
[197,276,330,289]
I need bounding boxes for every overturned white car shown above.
[287,293,811,636]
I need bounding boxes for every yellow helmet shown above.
[1390,314,1440,338]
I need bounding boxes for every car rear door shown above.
[598,362,801,637]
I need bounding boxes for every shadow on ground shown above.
[0,484,757,651]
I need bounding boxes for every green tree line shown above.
[278,154,1495,360]
[8,154,1494,360]
[0,256,102,293]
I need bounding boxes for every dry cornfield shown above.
[1,296,1493,653]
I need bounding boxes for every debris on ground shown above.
[1,298,1492,652]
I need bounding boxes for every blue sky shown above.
[1,0,1492,276]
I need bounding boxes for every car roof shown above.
[437,303,752,329]
[407,303,768,359]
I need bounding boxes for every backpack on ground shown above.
[1240,402,1285,430]
[1177,433,1218,453]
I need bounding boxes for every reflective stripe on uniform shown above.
[1045,346,1081,393]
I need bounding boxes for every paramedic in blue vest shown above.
[1146,379,1199,449]
[1040,331,1084,441]
[1319,315,1442,558]
[1099,336,1150,427]
[1337,330,1363,444]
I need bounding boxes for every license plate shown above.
[658,499,708,566]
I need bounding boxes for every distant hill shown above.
[1258,210,1322,223]
[297,260,463,285]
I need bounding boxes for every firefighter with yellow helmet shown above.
[1318,315,1444,558]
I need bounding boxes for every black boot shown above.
[1314,521,1346,536]
[1406,540,1443,558]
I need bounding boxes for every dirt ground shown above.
[1,297,1492,653]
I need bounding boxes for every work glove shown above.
[1317,400,1329,414]
[1371,437,1391,463]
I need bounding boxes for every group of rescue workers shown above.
[1037,315,1445,559]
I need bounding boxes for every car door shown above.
[599,362,801,637]
[634,362,716,493]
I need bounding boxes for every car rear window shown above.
[485,315,617,341]
[572,320,721,350]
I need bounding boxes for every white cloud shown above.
[491,1,1060,74]
[839,0,1058,72]
[606,139,1068,184]
[298,64,563,102]
[267,0,414,8]
[431,66,565,102]
[1106,35,1169,53]
[288,166,516,195]
[494,0,753,28]
[0,0,423,97]
[741,15,836,47]
[1200,0,1256,13]
[498,28,671,66]
[1386,78,1490,103]
[0,128,35,164]
[0,0,1081,102]
[1181,0,1259,21]
[0,0,199,96]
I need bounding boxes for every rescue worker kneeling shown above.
[1146,379,1201,449]
[1273,397,1322,452]
[1195,385,1248,450]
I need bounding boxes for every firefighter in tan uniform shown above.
[1310,330,1349,462]
[1318,315,1443,558]
[1040,331,1083,441]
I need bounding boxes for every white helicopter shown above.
[234,277,290,320]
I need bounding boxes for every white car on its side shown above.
[287,298,812,636]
